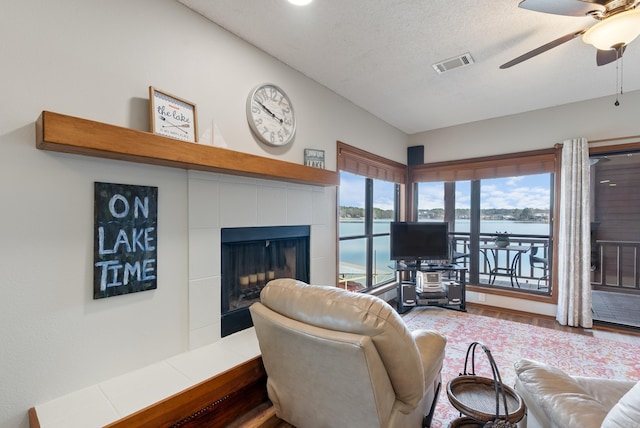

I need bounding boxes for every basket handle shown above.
[461,342,511,422]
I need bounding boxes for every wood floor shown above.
[231,303,640,428]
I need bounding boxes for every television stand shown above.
[395,263,467,314]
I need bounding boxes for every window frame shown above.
[337,142,406,290]
[410,148,560,304]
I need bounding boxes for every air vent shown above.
[432,53,474,74]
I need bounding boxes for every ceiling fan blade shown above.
[500,29,587,69]
[518,0,606,17]
[596,45,626,66]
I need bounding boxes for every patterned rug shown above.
[402,307,640,427]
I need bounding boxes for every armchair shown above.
[250,278,446,428]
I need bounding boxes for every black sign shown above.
[94,182,158,299]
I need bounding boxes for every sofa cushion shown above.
[514,359,611,427]
[602,381,640,427]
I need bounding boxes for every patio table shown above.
[479,244,530,287]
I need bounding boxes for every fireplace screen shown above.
[221,225,310,336]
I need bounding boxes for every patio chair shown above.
[448,237,469,280]
[529,245,549,289]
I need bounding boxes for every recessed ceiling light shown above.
[288,0,312,5]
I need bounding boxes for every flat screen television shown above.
[390,221,450,266]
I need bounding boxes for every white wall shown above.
[409,90,640,163]
[409,89,640,314]
[0,1,407,427]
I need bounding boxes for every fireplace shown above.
[221,225,310,337]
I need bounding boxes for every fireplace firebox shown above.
[221,225,310,337]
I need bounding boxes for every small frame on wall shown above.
[304,149,325,169]
[149,86,198,142]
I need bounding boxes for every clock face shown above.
[246,83,296,146]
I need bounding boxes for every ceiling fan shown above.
[500,0,640,69]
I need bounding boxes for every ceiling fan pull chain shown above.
[620,54,624,96]
[614,49,621,106]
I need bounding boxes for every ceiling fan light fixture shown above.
[583,9,640,50]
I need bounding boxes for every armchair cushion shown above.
[260,279,437,409]
[253,278,446,427]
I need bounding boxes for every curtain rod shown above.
[589,135,640,144]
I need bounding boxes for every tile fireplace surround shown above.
[33,171,337,427]
[188,170,336,348]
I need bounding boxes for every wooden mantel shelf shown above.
[35,111,339,186]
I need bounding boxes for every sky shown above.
[339,171,552,210]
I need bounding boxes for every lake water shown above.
[339,219,551,278]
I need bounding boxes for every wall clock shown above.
[246,83,296,147]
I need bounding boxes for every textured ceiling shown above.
[177,0,640,134]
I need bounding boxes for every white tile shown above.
[219,182,258,227]
[35,385,118,428]
[220,327,261,361]
[219,174,258,185]
[256,177,287,188]
[311,256,337,286]
[286,187,313,225]
[189,322,222,350]
[312,186,336,225]
[311,224,334,261]
[188,178,219,229]
[188,170,220,182]
[188,227,220,279]
[167,341,248,384]
[99,362,192,417]
[189,277,220,331]
[257,185,287,226]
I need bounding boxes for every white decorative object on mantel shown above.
[212,121,228,148]
[198,120,228,148]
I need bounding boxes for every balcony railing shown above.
[591,240,640,292]
[451,233,551,293]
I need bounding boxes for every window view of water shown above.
[339,172,553,290]
[339,219,551,283]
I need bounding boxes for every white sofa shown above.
[514,358,640,427]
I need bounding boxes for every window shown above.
[412,149,557,298]
[337,142,405,291]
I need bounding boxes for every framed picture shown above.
[149,86,198,142]
[304,148,325,169]
[94,182,158,299]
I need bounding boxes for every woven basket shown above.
[448,416,484,428]
[446,342,525,426]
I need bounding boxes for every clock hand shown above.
[159,116,188,134]
[259,102,284,124]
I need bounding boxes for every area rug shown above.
[402,307,640,427]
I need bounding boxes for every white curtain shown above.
[556,138,592,328]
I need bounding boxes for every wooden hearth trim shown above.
[105,356,268,428]
[28,357,269,428]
